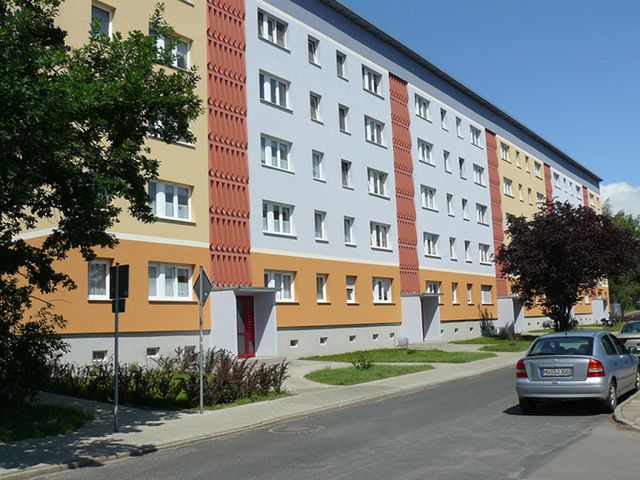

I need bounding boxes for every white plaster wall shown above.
[209,290,239,355]
[400,296,423,343]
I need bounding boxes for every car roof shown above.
[536,331,606,340]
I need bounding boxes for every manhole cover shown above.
[269,424,324,434]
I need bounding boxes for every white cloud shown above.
[601,182,640,216]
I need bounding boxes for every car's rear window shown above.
[621,323,640,334]
[529,337,593,356]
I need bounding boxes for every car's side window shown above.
[600,336,617,355]
[609,335,628,355]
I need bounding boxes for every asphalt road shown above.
[38,368,639,480]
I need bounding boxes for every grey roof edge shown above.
[319,0,603,184]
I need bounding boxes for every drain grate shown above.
[269,424,324,434]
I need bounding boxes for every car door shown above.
[600,335,626,389]
[609,334,636,392]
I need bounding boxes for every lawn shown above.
[305,364,433,386]
[453,335,537,352]
[204,391,290,411]
[302,348,494,364]
[0,404,92,443]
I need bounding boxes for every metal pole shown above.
[199,266,204,415]
[114,263,120,432]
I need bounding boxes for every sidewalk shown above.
[0,349,521,479]
[614,390,640,431]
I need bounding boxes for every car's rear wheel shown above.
[601,380,617,413]
[634,370,640,393]
[519,397,536,414]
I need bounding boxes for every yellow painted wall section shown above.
[418,269,498,321]
[27,238,210,335]
[251,253,402,328]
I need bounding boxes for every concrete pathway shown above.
[614,390,640,431]
[0,350,522,480]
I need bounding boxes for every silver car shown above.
[515,331,640,414]
[617,321,640,349]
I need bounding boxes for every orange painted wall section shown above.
[484,130,508,296]
[389,74,421,294]
[207,0,252,286]
[544,163,553,202]
[251,253,402,328]
[27,239,210,335]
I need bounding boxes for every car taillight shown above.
[587,358,605,377]
[516,359,528,378]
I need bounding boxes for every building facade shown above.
[26,0,607,363]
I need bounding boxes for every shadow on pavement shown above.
[504,390,636,417]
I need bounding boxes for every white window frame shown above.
[470,126,482,147]
[417,139,434,165]
[479,243,491,265]
[455,117,463,138]
[503,177,513,196]
[257,10,287,48]
[443,150,451,173]
[370,222,390,250]
[421,185,437,211]
[415,94,431,120]
[372,277,392,304]
[462,198,469,220]
[344,216,355,245]
[309,92,322,122]
[534,161,543,178]
[500,143,510,161]
[312,151,325,181]
[481,285,493,305]
[452,282,459,304]
[262,200,294,235]
[459,157,466,179]
[473,164,485,186]
[336,51,347,78]
[88,259,111,300]
[314,210,327,241]
[91,4,112,37]
[446,193,454,216]
[149,180,191,222]
[364,116,385,146]
[260,134,292,172]
[148,263,192,301]
[464,240,472,262]
[346,275,357,304]
[316,274,328,303]
[466,283,473,304]
[362,66,383,96]
[426,281,441,295]
[152,31,190,70]
[308,35,320,65]
[476,203,488,225]
[341,160,352,188]
[259,71,289,109]
[338,104,349,132]
[440,108,448,130]
[367,168,388,197]
[449,237,457,260]
[424,232,439,257]
[265,270,295,303]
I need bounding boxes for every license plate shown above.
[540,367,572,377]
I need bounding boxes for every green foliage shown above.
[0,1,202,405]
[0,404,91,442]
[351,354,373,370]
[305,364,433,386]
[46,349,290,409]
[495,201,640,331]
[606,208,640,312]
[304,348,495,364]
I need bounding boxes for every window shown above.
[146,347,160,358]
[536,192,545,206]
[152,31,190,70]
[309,92,322,122]
[341,160,352,188]
[261,135,291,171]
[338,105,349,132]
[316,274,328,303]
[148,263,191,300]
[464,240,472,262]
[91,5,111,37]
[262,200,293,235]
[528,188,533,205]
[149,181,191,221]
[518,184,524,202]
[473,164,485,186]
[476,203,488,224]
[589,193,596,208]
[459,157,466,178]
[503,177,513,196]
[534,161,542,178]
[553,172,561,187]
[308,36,319,64]
[426,281,441,295]
[367,168,388,197]
[344,216,355,245]
[314,210,327,241]
[470,126,481,147]
[362,66,382,95]
[455,117,463,137]
[443,151,451,173]
[500,143,510,161]
[479,243,491,264]
[312,151,324,181]
[584,293,590,304]
[259,71,289,108]
[370,222,390,249]
[336,51,347,78]
[466,284,473,304]
[93,350,108,363]
[417,139,434,164]
[258,10,287,48]
[424,232,439,257]
[449,237,457,260]
[462,198,469,220]
[415,95,431,120]
[452,282,458,304]
[440,108,448,130]
[346,275,357,303]
[88,259,111,300]
[372,277,392,303]
[481,285,493,305]
[446,194,454,216]
[364,116,384,145]
[515,151,521,168]
[421,185,437,210]
[264,270,295,302]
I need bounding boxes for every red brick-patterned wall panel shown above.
[485,130,508,296]
[389,74,420,294]
[544,163,553,203]
[582,186,589,208]
[207,0,251,286]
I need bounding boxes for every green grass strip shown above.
[452,335,538,345]
[303,348,494,364]
[0,404,91,443]
[203,391,291,411]
[305,364,433,386]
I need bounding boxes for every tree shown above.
[0,0,202,404]
[495,201,640,331]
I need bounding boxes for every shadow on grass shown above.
[0,392,183,473]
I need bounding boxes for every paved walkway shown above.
[615,390,640,431]
[0,347,522,479]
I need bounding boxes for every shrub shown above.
[352,355,373,371]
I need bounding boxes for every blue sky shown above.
[340,0,640,214]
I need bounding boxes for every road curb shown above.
[0,356,517,480]
[613,390,640,432]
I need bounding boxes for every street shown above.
[38,368,639,480]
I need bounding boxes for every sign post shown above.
[193,266,212,415]
[110,264,129,432]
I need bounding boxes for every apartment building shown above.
[27,0,607,363]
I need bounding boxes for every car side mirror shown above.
[628,346,640,355]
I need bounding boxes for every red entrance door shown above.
[236,296,255,358]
